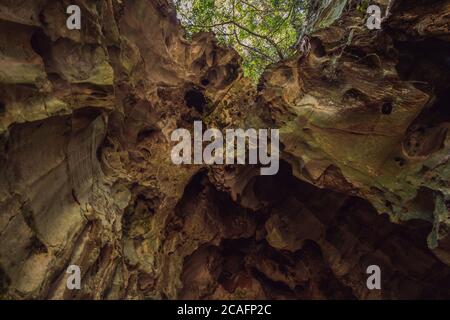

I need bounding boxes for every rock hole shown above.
[407,187,436,220]
[0,101,5,115]
[394,157,406,167]
[38,12,48,27]
[311,38,326,58]
[205,69,218,86]
[381,102,393,115]
[193,54,207,72]
[74,107,103,119]
[224,63,239,85]
[252,160,297,204]
[201,78,210,86]
[137,127,157,143]
[185,88,207,113]
[26,235,48,254]
[30,29,51,57]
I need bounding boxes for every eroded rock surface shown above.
[0,0,449,299]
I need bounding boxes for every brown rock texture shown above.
[0,0,449,300]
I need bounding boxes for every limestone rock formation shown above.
[0,0,449,299]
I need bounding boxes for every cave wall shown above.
[256,0,450,262]
[0,0,449,299]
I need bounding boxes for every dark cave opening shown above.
[175,160,450,299]
[395,38,450,85]
[381,102,393,115]
[251,160,298,205]
[395,38,450,125]
[224,62,240,86]
[394,37,450,161]
[426,90,450,130]
[185,88,207,113]
[202,69,219,88]
[73,106,103,120]
[174,169,209,219]
[30,29,51,59]
[310,37,327,58]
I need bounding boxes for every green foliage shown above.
[175,0,308,81]
[357,0,370,13]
